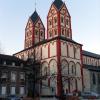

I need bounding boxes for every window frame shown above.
[92,73,96,85]
[20,72,25,80]
[11,72,16,82]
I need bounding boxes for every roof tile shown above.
[82,50,100,59]
[30,11,39,23]
[53,0,64,10]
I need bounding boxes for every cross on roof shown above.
[35,0,37,11]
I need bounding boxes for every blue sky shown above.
[0,0,100,55]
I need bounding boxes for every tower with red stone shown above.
[47,0,72,39]
[47,0,83,96]
[24,11,45,49]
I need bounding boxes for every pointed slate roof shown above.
[53,0,64,10]
[30,11,39,23]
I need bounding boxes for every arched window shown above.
[72,65,74,74]
[76,63,81,76]
[40,31,43,36]
[61,60,69,75]
[67,30,69,37]
[66,19,69,25]
[54,29,57,35]
[62,29,64,35]
[61,17,64,23]
[42,62,48,76]
[35,30,38,35]
[49,60,57,75]
[49,60,57,93]
[49,31,52,37]
[44,67,48,76]
[49,20,52,26]
[92,73,96,85]
[69,61,76,75]
[54,17,57,23]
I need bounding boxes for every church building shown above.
[14,0,83,97]
[14,0,100,98]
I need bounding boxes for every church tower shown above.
[46,0,83,97]
[24,11,45,49]
[47,0,72,39]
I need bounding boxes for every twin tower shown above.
[24,0,72,49]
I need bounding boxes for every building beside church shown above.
[0,54,26,98]
[0,0,100,99]
[0,54,40,99]
[82,51,100,93]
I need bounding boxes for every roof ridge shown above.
[82,50,100,58]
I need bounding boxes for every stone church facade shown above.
[82,51,100,93]
[13,0,100,97]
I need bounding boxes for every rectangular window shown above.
[1,72,7,84]
[1,86,6,95]
[11,87,16,95]
[20,73,25,80]
[20,63,23,67]
[3,61,6,65]
[92,73,96,85]
[20,87,25,95]
[12,62,15,66]
[11,72,16,82]
[1,72,7,78]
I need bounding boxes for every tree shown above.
[25,58,41,98]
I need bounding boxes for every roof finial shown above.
[35,0,37,11]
